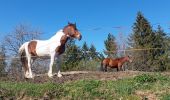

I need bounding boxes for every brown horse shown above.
[101,56,132,72]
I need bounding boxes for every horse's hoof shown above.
[48,73,53,78]
[49,76,53,78]
[25,74,34,79]
[25,76,33,79]
[57,74,62,78]
[48,75,53,78]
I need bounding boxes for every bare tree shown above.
[4,24,42,55]
[0,44,6,76]
[4,24,43,77]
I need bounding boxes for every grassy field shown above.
[0,73,170,100]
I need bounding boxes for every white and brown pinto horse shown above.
[19,23,82,78]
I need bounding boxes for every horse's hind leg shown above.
[117,67,119,72]
[21,51,29,78]
[23,43,33,78]
[27,55,33,78]
[100,63,104,71]
[23,60,29,78]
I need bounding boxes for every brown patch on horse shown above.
[28,41,38,56]
[55,35,69,55]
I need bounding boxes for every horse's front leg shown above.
[104,65,107,72]
[117,66,121,72]
[55,55,62,77]
[57,70,62,77]
[48,53,55,78]
[122,65,125,71]
[117,64,122,72]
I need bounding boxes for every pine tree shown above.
[89,44,98,60]
[82,42,90,60]
[152,25,168,71]
[61,39,82,71]
[104,33,117,58]
[128,12,155,71]
[166,37,170,70]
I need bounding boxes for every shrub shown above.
[134,74,157,83]
[161,94,170,100]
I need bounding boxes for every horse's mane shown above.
[112,56,127,61]
[117,57,125,60]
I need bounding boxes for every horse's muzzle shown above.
[78,35,82,41]
[129,59,133,63]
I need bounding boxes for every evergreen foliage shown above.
[82,42,90,60]
[128,12,169,71]
[61,39,82,71]
[104,33,117,57]
[89,44,100,60]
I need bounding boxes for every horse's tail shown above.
[19,43,25,55]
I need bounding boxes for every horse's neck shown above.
[119,57,127,64]
[49,29,70,47]
[60,34,69,45]
[49,30,65,42]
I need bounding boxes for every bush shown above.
[134,74,157,83]
[161,94,170,100]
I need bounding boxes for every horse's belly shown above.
[35,40,61,56]
[111,65,118,68]
[110,63,118,68]
[36,42,50,56]
[37,51,50,56]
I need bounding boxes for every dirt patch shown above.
[1,71,144,84]
[135,90,157,100]
[27,71,145,83]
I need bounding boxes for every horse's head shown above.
[63,22,82,40]
[125,55,133,63]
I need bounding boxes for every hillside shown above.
[0,71,170,100]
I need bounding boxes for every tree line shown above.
[0,11,170,77]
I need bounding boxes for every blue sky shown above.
[0,0,170,52]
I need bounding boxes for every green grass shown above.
[0,81,64,98]
[161,94,170,100]
[0,73,170,99]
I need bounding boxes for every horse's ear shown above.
[128,55,132,58]
[68,22,71,25]
[74,22,77,27]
